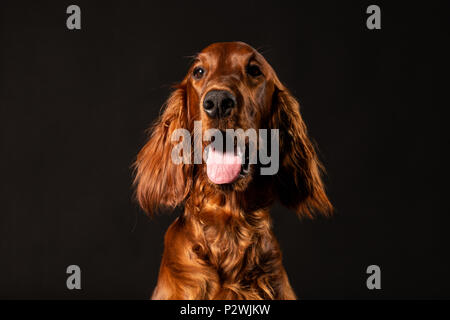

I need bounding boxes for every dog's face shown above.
[184,42,277,191]
[187,42,275,130]
[134,42,332,217]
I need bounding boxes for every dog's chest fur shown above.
[190,205,281,297]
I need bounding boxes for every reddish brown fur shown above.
[134,42,332,300]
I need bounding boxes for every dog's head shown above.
[134,42,332,217]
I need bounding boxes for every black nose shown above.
[203,90,236,119]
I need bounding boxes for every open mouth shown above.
[205,143,250,185]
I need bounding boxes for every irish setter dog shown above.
[134,42,332,300]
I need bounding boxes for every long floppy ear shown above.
[133,86,192,215]
[271,85,332,218]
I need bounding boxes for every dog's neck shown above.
[187,182,273,217]
[188,173,276,213]
[184,182,275,241]
[181,186,278,285]
[176,179,282,291]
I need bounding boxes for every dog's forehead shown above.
[198,42,265,68]
[201,42,255,55]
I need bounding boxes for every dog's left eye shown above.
[246,65,262,77]
[193,67,205,80]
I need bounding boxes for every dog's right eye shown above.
[193,67,205,80]
[246,64,262,77]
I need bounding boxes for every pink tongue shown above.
[206,148,242,184]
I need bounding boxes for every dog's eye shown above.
[193,67,205,80]
[246,65,262,77]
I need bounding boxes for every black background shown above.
[0,1,448,299]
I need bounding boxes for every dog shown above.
[134,42,332,299]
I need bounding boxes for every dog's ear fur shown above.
[270,84,332,218]
[134,86,193,215]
